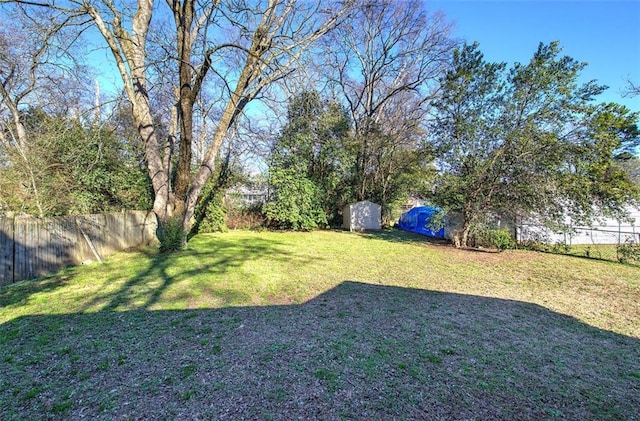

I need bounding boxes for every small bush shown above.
[226,203,266,230]
[550,242,571,255]
[471,226,514,250]
[263,169,327,231]
[490,229,515,250]
[158,216,186,252]
[617,240,640,264]
[198,194,228,233]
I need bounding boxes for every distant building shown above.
[225,185,268,206]
[399,196,424,212]
[517,206,640,245]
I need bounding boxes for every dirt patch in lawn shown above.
[444,247,543,264]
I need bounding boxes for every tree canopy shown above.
[430,42,640,247]
[265,91,350,228]
[2,1,638,250]
[0,107,152,216]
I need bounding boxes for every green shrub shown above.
[263,169,327,231]
[490,229,515,250]
[158,216,186,252]
[550,242,571,254]
[617,240,640,264]
[198,194,228,233]
[471,226,514,250]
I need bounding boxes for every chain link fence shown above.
[518,223,640,265]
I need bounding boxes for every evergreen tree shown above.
[431,42,640,247]
[266,91,351,227]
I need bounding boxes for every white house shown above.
[225,185,268,206]
[517,206,640,245]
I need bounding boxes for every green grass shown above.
[1,229,639,419]
[541,243,625,262]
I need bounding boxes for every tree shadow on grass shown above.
[1,281,638,420]
[0,233,300,313]
[79,233,305,312]
[354,228,452,247]
[0,273,72,311]
[0,228,79,310]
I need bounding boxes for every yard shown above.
[1,229,639,419]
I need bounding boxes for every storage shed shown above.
[343,201,382,231]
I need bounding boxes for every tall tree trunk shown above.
[460,221,472,249]
[456,204,478,249]
[87,0,171,222]
[136,111,171,222]
[182,88,247,233]
[355,131,369,201]
[173,0,195,209]
[180,15,277,234]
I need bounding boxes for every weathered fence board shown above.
[0,217,14,285]
[0,211,157,285]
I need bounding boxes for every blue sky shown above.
[430,0,640,113]
[90,1,640,114]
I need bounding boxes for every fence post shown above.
[618,222,621,245]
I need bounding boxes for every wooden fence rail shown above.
[0,210,157,285]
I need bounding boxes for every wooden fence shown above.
[0,210,157,285]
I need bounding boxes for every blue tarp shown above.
[397,206,445,238]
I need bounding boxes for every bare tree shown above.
[9,0,348,247]
[321,0,454,203]
[0,4,91,216]
[4,0,352,246]
[622,77,640,97]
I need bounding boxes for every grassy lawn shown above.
[1,229,639,419]
[531,242,638,265]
